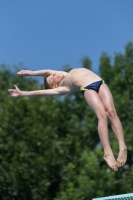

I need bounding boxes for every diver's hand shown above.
[17,70,33,76]
[8,85,22,97]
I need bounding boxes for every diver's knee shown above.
[98,111,108,121]
[107,108,116,118]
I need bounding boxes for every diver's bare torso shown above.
[59,68,102,92]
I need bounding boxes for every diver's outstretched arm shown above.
[17,69,59,76]
[8,85,72,97]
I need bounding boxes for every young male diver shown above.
[8,68,127,171]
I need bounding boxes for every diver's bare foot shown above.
[117,148,127,168]
[104,153,118,171]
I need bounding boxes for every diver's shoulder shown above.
[69,67,90,74]
[69,68,85,72]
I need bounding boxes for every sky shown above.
[0,0,133,76]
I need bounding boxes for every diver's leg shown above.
[84,90,118,171]
[99,84,127,167]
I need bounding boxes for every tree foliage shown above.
[0,42,133,200]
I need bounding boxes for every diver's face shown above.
[47,73,64,88]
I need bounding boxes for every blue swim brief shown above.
[81,80,105,96]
